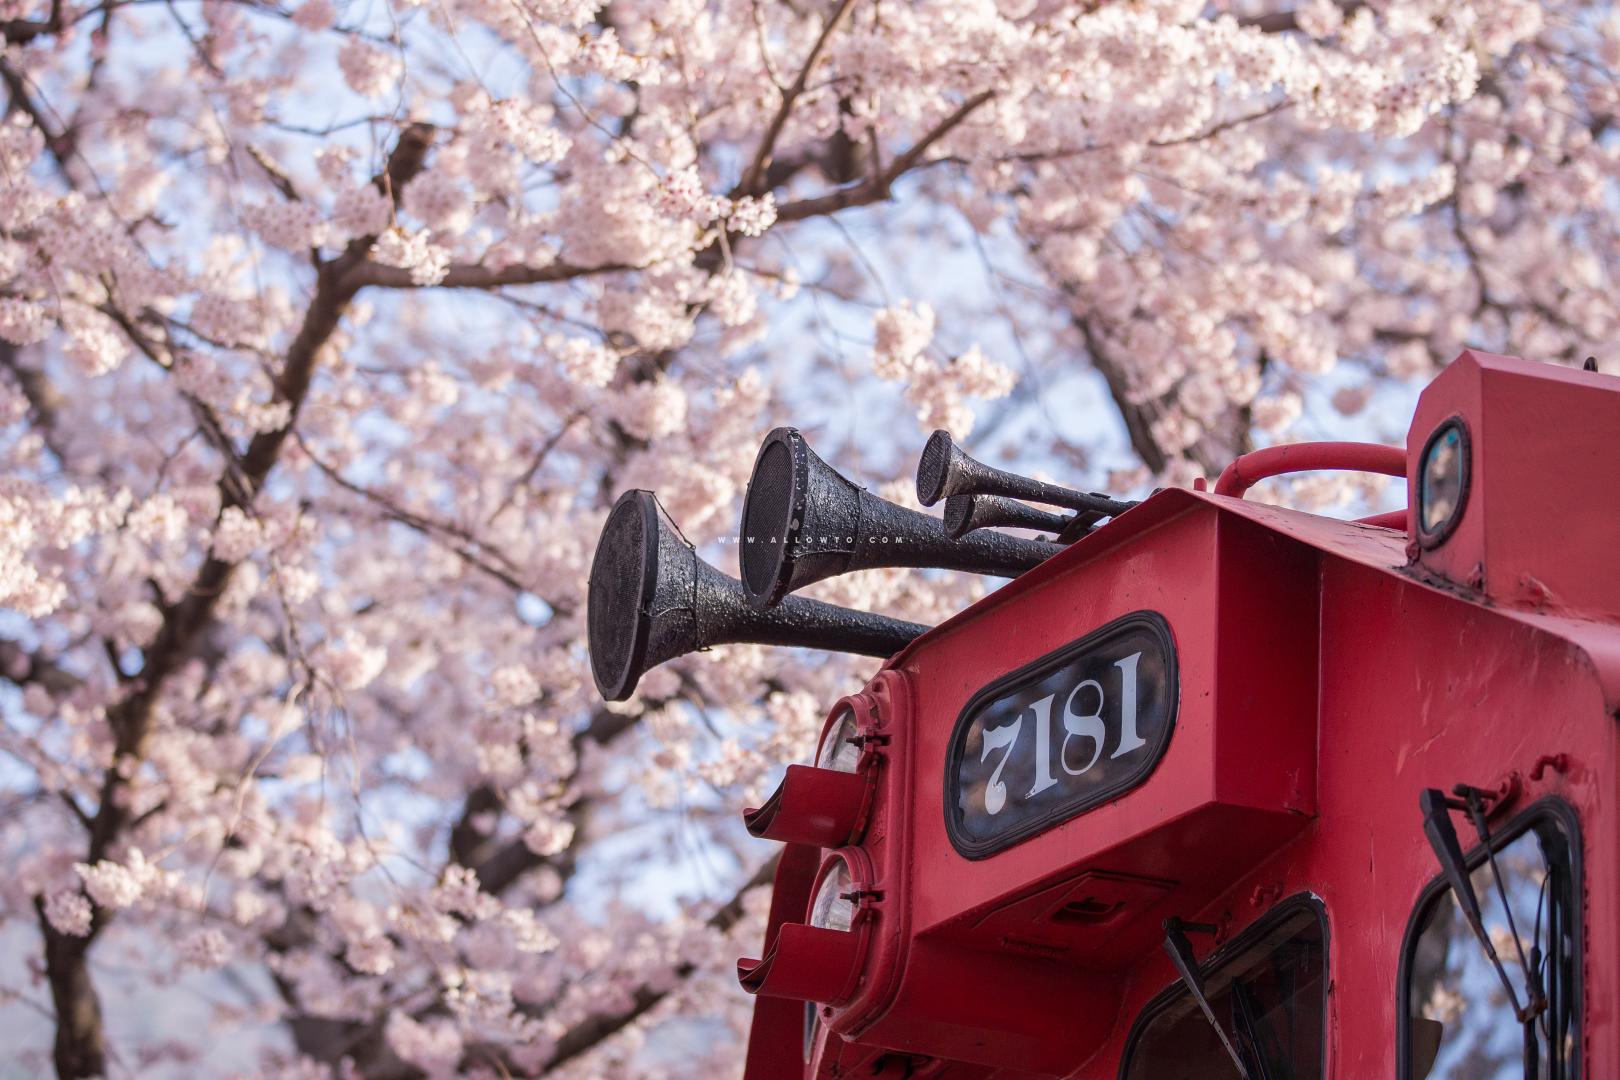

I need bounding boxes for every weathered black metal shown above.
[588,490,927,701]
[943,493,1071,539]
[738,428,1061,609]
[918,429,1138,518]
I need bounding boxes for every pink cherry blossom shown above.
[3,0,1615,1074]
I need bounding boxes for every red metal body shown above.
[738,351,1620,1078]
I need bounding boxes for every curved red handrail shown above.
[1355,508,1409,530]
[1213,441,1407,499]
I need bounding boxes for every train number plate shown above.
[946,611,1177,858]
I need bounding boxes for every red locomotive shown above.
[587,350,1618,1079]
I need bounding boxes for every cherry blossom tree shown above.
[1,0,1615,1074]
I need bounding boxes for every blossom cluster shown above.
[1,0,1616,1074]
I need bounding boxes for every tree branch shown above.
[0,639,82,696]
[36,119,439,1080]
[460,708,643,896]
[295,433,532,594]
[0,343,73,464]
[342,258,633,291]
[540,854,781,1072]
[1074,315,1171,474]
[1238,1,1365,34]
[734,0,860,197]
[34,899,104,1080]
[3,0,65,47]
[774,90,995,222]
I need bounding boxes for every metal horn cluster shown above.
[737,427,1061,609]
[587,490,926,701]
[586,428,1134,703]
[918,430,1137,539]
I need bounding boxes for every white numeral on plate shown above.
[979,715,1023,815]
[977,650,1146,815]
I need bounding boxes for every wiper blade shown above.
[1162,918,1250,1080]
[1231,979,1276,1080]
[1451,783,1551,1078]
[1417,788,1531,1022]
[1455,784,1546,1021]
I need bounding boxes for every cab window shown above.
[1121,900,1326,1080]
[1402,806,1579,1079]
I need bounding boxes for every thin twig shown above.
[295,432,531,594]
[735,0,860,197]
[775,89,996,222]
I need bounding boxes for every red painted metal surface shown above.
[738,351,1620,1079]
[741,841,823,1076]
[744,764,870,848]
[1407,349,1620,619]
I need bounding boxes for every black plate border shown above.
[944,609,1179,860]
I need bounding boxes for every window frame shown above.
[1117,893,1330,1080]
[1395,797,1584,1080]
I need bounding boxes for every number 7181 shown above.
[979,652,1145,815]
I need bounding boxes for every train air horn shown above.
[588,490,927,702]
[737,428,1061,609]
[943,493,1073,540]
[917,430,1138,519]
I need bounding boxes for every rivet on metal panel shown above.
[1248,882,1283,910]
[1530,754,1569,781]
[1518,573,1554,608]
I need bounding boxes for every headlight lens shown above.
[816,708,862,773]
[808,857,856,932]
[1419,419,1469,544]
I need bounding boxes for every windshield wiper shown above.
[1418,787,1546,1032]
[1162,918,1254,1080]
[1231,979,1276,1080]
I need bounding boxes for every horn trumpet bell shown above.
[737,428,1060,609]
[917,430,1137,519]
[588,490,927,701]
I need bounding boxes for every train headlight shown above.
[745,701,879,847]
[1418,418,1470,547]
[816,707,863,773]
[737,848,874,1005]
[808,855,857,932]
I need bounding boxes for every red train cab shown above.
[589,350,1620,1080]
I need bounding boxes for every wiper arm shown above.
[1417,788,1538,1024]
[1454,785,1546,1020]
[1162,918,1250,1080]
[1452,783,1550,1079]
[1231,979,1276,1080]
